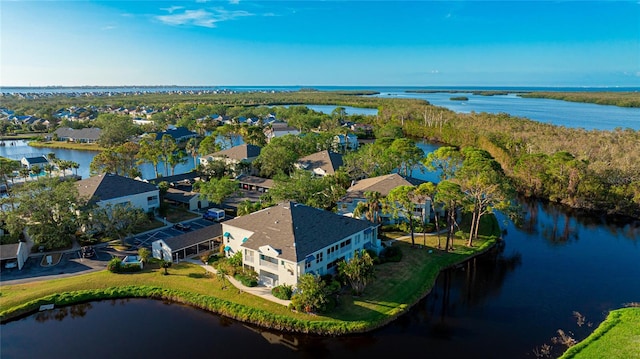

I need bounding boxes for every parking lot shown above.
[126,217,223,250]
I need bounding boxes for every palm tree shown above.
[43,163,55,178]
[19,167,30,182]
[353,191,382,224]
[168,150,188,176]
[30,165,41,179]
[70,161,80,177]
[185,137,200,168]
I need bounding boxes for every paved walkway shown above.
[184,258,291,307]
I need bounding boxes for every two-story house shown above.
[221,201,380,287]
[337,173,430,224]
[294,150,344,177]
[76,173,160,213]
[199,144,262,175]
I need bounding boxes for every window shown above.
[306,261,312,269]
[355,234,361,245]
[316,252,323,263]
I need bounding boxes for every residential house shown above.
[236,174,274,193]
[76,173,160,213]
[200,144,262,175]
[154,126,198,143]
[264,121,300,143]
[21,156,49,169]
[152,224,222,263]
[333,134,359,152]
[337,173,429,224]
[221,201,380,287]
[47,127,102,143]
[294,150,344,177]
[164,188,209,211]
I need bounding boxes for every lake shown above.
[2,198,638,358]
[374,91,640,131]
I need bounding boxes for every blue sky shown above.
[1,1,638,87]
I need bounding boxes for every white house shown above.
[199,144,262,175]
[294,150,344,177]
[21,156,49,169]
[76,173,160,213]
[337,173,430,224]
[264,121,300,143]
[221,201,380,287]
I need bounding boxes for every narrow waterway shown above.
[2,198,638,358]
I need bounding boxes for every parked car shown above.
[173,223,192,231]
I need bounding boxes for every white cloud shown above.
[160,6,185,14]
[102,25,117,31]
[155,6,254,28]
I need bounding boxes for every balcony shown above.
[259,259,278,270]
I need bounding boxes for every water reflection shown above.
[34,302,93,323]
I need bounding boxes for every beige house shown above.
[199,144,261,175]
[337,173,430,224]
[221,201,379,287]
[294,150,344,177]
[164,188,209,211]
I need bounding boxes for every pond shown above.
[2,198,639,358]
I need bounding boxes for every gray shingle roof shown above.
[161,223,222,252]
[164,188,199,203]
[225,201,372,262]
[0,243,20,260]
[296,150,343,175]
[206,144,261,161]
[53,127,102,141]
[342,173,424,202]
[76,173,158,203]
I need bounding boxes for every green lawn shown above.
[560,307,640,359]
[0,237,495,334]
[27,140,104,151]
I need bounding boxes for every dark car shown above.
[173,223,192,231]
[81,246,95,258]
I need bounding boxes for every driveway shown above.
[0,247,113,285]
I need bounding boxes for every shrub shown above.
[380,246,402,263]
[107,257,122,273]
[271,284,293,300]
[228,251,243,268]
[234,270,258,287]
[365,249,380,264]
[120,263,142,273]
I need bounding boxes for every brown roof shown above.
[236,174,274,189]
[295,150,343,175]
[164,188,200,203]
[206,144,261,162]
[160,223,222,251]
[343,173,423,202]
[224,201,373,262]
[0,243,19,260]
[76,173,158,204]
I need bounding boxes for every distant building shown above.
[200,144,262,175]
[337,173,429,224]
[47,127,102,143]
[294,150,344,177]
[264,121,300,143]
[21,156,49,169]
[154,126,198,143]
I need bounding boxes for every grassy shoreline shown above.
[0,237,496,335]
[559,307,640,359]
[27,140,105,151]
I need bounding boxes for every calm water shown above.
[2,199,638,359]
[375,91,640,131]
[285,104,378,116]
[0,140,197,180]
